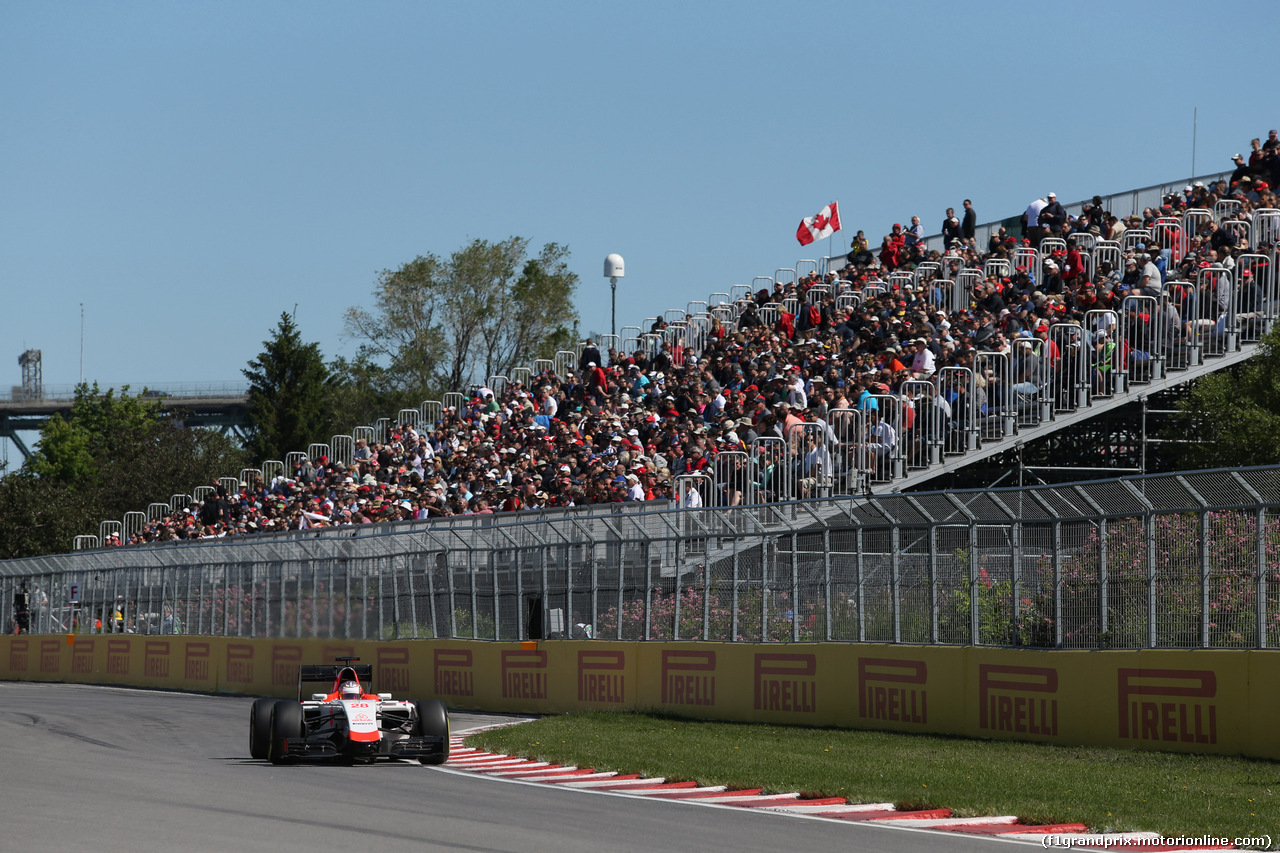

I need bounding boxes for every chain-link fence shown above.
[5,466,1279,649]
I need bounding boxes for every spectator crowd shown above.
[113,131,1280,544]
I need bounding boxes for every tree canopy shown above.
[0,384,245,558]
[343,237,579,397]
[243,312,338,463]
[1174,325,1280,469]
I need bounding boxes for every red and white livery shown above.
[249,656,450,765]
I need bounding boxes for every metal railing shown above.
[9,466,1280,650]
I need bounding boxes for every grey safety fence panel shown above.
[1047,323,1088,414]
[751,436,793,503]
[824,407,866,496]
[866,395,905,482]
[1122,229,1151,254]
[752,276,773,293]
[169,494,192,513]
[1011,247,1038,283]
[806,284,829,305]
[775,268,797,287]
[123,512,146,541]
[373,418,390,444]
[899,380,941,469]
[1152,221,1181,259]
[1183,209,1214,255]
[262,460,284,485]
[147,503,170,522]
[1189,267,1233,361]
[888,271,913,293]
[861,284,885,302]
[1073,232,1098,252]
[835,293,861,315]
[487,376,508,396]
[958,269,982,311]
[1120,294,1163,382]
[792,421,836,499]
[1214,199,1243,221]
[1252,209,1280,250]
[973,350,1013,440]
[937,366,977,454]
[554,350,576,377]
[1094,241,1122,277]
[285,451,306,472]
[330,436,354,467]
[74,536,98,551]
[1039,237,1066,259]
[419,401,443,429]
[1085,309,1124,396]
[796,259,819,279]
[306,445,329,466]
[442,392,465,413]
[983,258,1010,280]
[193,485,216,504]
[1221,219,1251,249]
[925,279,956,314]
[509,367,533,388]
[913,261,941,288]
[711,450,753,507]
[238,468,263,489]
[1234,254,1275,341]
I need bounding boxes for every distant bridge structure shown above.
[0,381,251,461]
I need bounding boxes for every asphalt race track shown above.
[0,683,1002,853]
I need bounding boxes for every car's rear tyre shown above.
[268,700,304,765]
[249,697,274,760]
[414,699,450,765]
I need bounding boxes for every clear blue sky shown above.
[2,1,1274,406]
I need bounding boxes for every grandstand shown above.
[57,136,1280,549]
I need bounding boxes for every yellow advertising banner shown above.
[1,635,1276,760]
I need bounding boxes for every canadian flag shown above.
[796,201,841,246]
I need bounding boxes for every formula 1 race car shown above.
[249,656,450,766]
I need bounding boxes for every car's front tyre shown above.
[414,699,450,765]
[268,700,304,765]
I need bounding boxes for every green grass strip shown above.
[466,712,1279,844]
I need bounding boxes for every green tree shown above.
[0,384,245,558]
[1174,324,1280,469]
[243,312,337,463]
[343,237,580,395]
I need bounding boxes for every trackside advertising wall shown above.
[3,636,1278,760]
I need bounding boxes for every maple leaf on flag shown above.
[797,202,841,246]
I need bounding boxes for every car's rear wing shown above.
[296,657,374,699]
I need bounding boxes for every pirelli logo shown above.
[432,649,474,697]
[501,649,547,700]
[271,645,303,687]
[40,639,61,674]
[753,653,817,713]
[978,664,1058,736]
[858,658,927,724]
[1118,668,1216,745]
[661,649,716,707]
[377,647,410,693]
[577,650,625,704]
[106,639,130,675]
[225,643,254,684]
[9,639,28,672]
[185,642,211,681]
[144,641,171,678]
[71,639,95,674]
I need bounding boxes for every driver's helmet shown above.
[339,680,361,699]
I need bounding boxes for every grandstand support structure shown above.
[884,340,1258,496]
